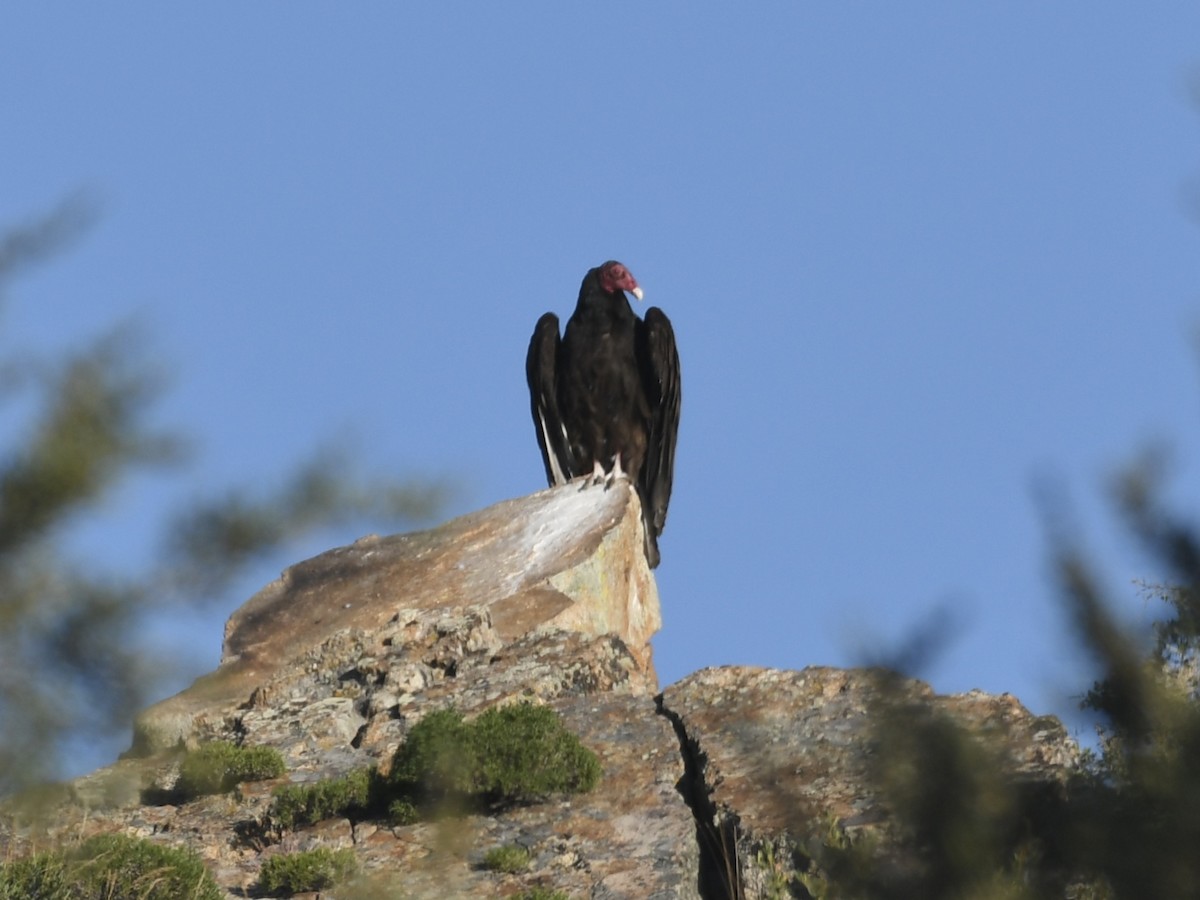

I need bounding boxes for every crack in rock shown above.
[656,692,743,900]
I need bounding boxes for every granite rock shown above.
[0,483,1082,899]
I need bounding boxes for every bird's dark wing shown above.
[526,312,574,486]
[637,307,681,539]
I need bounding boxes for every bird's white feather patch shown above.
[536,405,570,485]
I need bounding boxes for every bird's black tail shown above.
[640,500,661,569]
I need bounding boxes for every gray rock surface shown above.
[133,478,660,756]
[659,666,1081,896]
[0,482,1082,899]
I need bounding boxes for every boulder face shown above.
[133,478,662,756]
[3,482,1081,899]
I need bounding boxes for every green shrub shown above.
[175,740,286,800]
[269,766,379,829]
[0,833,222,900]
[389,707,476,800]
[471,703,601,802]
[482,843,531,874]
[258,847,357,895]
[388,797,421,825]
[0,852,71,900]
[514,889,570,900]
[265,704,599,834]
[71,834,222,900]
[389,703,600,812]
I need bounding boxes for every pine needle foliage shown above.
[0,200,446,792]
[796,453,1200,900]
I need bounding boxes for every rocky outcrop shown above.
[0,482,1081,899]
[660,666,1081,897]
[133,479,661,758]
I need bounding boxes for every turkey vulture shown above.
[526,260,680,568]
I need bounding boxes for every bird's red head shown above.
[598,260,644,301]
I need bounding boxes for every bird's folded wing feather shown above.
[526,312,574,486]
[639,307,681,534]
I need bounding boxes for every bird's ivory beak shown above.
[631,287,644,302]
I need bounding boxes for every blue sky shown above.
[5,5,1200,773]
